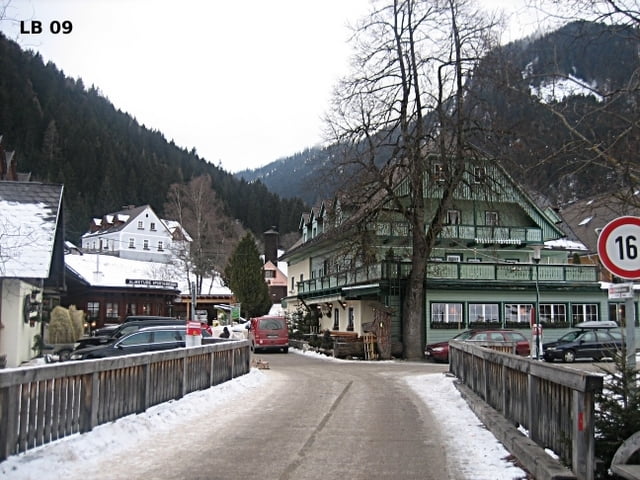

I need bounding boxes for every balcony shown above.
[297,260,598,297]
[374,222,543,245]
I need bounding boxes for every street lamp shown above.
[532,245,542,360]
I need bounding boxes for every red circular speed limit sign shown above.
[597,216,640,279]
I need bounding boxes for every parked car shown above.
[248,315,289,353]
[542,321,622,363]
[425,329,530,363]
[92,315,212,337]
[69,325,211,360]
[75,318,186,351]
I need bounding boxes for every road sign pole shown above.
[626,297,636,368]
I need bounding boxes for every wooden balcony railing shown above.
[297,260,598,295]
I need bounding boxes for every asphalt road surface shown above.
[67,353,454,480]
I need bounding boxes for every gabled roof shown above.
[559,192,640,254]
[0,181,64,278]
[84,204,173,237]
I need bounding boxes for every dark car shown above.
[425,329,530,363]
[542,321,622,363]
[92,315,213,338]
[75,318,186,350]
[69,325,211,360]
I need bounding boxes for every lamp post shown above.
[532,246,542,360]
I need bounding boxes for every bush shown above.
[48,306,77,344]
[68,305,85,339]
[595,350,640,477]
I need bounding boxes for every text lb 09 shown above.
[20,21,73,35]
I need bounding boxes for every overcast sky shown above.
[0,0,548,173]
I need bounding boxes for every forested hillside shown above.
[0,32,307,243]
[238,20,640,208]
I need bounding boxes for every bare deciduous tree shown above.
[325,0,500,359]
[165,175,245,293]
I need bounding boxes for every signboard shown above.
[231,303,241,322]
[125,279,178,289]
[597,216,640,279]
[608,283,634,300]
[186,320,201,336]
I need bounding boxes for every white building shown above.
[81,205,191,263]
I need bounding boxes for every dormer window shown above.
[473,167,486,183]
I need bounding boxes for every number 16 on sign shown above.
[598,216,640,280]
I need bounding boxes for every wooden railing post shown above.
[80,372,99,433]
[573,389,597,480]
[0,384,19,461]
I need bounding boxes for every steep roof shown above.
[559,193,640,254]
[0,181,64,278]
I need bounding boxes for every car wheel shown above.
[562,350,576,363]
[283,347,289,353]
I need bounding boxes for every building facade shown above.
[81,205,190,263]
[280,159,621,356]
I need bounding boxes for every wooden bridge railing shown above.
[0,340,251,461]
[449,340,603,480]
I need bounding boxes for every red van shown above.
[248,315,289,353]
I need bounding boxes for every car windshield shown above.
[453,331,475,341]
[557,331,583,343]
[258,319,284,330]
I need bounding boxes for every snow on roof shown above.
[65,253,232,296]
[545,238,587,251]
[0,182,63,278]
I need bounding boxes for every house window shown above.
[150,222,156,231]
[142,303,151,315]
[87,301,100,320]
[447,210,461,225]
[143,239,150,250]
[106,302,119,320]
[430,303,462,329]
[265,270,275,279]
[473,167,486,183]
[433,163,445,182]
[347,307,354,331]
[571,304,598,324]
[158,241,164,251]
[469,304,499,327]
[333,308,340,330]
[538,304,568,327]
[128,238,135,249]
[608,303,638,327]
[127,303,137,315]
[446,254,461,262]
[291,277,295,292]
[137,220,144,230]
[486,211,499,226]
[504,304,533,325]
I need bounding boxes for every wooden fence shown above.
[449,341,603,480]
[0,340,251,461]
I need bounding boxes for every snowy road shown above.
[0,350,527,480]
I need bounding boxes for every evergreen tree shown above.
[594,351,640,473]
[224,233,271,318]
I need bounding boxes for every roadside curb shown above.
[454,379,576,480]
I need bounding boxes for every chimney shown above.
[263,226,279,265]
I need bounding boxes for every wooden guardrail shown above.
[0,340,250,461]
[449,340,603,480]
